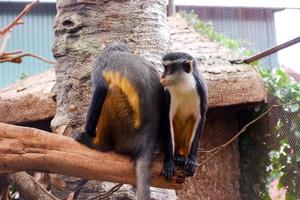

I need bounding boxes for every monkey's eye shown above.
[183,61,192,73]
[164,65,170,71]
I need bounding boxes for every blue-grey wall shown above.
[0,2,56,88]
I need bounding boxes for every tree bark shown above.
[6,172,58,200]
[0,123,181,189]
[167,0,175,16]
[51,0,168,134]
[0,69,56,124]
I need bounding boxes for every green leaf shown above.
[285,191,296,200]
[296,152,300,162]
[286,104,300,112]
[277,177,284,189]
[295,131,300,140]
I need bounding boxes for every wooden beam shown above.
[0,123,183,189]
[0,69,56,124]
[0,64,266,124]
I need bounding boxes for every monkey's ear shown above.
[162,60,172,67]
[183,60,193,73]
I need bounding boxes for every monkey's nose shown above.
[160,78,168,86]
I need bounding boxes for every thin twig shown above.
[28,175,58,200]
[0,0,39,36]
[21,53,56,64]
[0,32,11,56]
[198,146,219,153]
[2,50,23,56]
[0,52,56,64]
[198,100,300,167]
[88,183,123,200]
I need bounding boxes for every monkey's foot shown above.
[174,154,186,167]
[163,160,176,180]
[74,132,94,147]
[95,143,113,152]
[184,159,197,177]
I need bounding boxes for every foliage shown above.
[258,66,300,200]
[19,72,28,80]
[180,11,252,55]
[181,11,300,200]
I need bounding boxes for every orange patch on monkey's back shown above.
[103,71,141,129]
[93,85,135,145]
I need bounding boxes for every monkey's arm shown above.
[185,77,208,176]
[75,75,107,144]
[162,90,176,180]
[84,76,108,136]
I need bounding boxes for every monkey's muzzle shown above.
[160,77,171,86]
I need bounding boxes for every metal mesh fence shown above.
[1,2,299,199]
[177,5,300,200]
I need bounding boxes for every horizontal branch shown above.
[0,123,182,189]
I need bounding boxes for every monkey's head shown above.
[161,52,196,87]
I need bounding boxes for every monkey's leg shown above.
[173,114,186,168]
[174,154,186,167]
[185,116,206,176]
[161,90,176,180]
[75,79,107,146]
[173,122,186,168]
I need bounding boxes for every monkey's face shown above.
[161,59,193,87]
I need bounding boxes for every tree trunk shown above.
[51,0,168,134]
[167,0,175,16]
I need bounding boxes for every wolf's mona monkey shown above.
[75,42,164,200]
[161,52,208,179]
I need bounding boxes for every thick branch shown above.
[7,172,58,200]
[0,69,56,124]
[0,123,182,189]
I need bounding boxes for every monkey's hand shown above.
[163,159,176,180]
[174,154,186,167]
[74,131,94,147]
[184,158,197,177]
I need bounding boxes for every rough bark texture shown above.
[0,123,181,189]
[177,108,240,200]
[0,3,267,199]
[51,0,168,133]
[7,172,58,200]
[0,69,56,124]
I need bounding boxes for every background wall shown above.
[0,2,56,88]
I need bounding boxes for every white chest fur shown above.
[166,74,201,154]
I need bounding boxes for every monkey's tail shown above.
[135,150,153,200]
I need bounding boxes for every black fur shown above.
[75,42,164,200]
[161,52,208,178]
[161,89,175,180]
